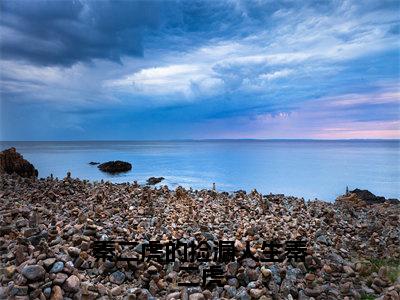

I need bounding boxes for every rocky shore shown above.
[0,173,399,300]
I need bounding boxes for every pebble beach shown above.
[1,172,399,300]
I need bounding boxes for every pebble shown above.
[249,288,265,299]
[110,270,126,284]
[43,258,56,269]
[63,275,80,293]
[189,293,205,300]
[261,266,272,278]
[147,265,158,274]
[21,265,45,281]
[53,272,68,285]
[5,265,16,277]
[305,287,323,297]
[0,172,398,299]
[67,246,81,257]
[305,273,315,281]
[111,286,122,296]
[49,261,64,273]
[50,285,63,300]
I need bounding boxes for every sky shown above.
[0,0,399,140]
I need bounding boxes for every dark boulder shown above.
[98,161,132,173]
[88,162,100,165]
[0,147,38,178]
[146,176,164,185]
[337,188,398,206]
[350,189,387,204]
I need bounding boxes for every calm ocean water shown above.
[1,140,399,201]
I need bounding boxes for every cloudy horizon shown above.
[1,0,399,141]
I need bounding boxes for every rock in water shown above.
[0,147,38,177]
[97,160,132,173]
[147,176,165,185]
[88,161,100,165]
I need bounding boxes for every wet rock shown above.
[147,177,165,185]
[98,160,132,173]
[88,162,100,165]
[21,265,46,281]
[0,147,38,177]
[350,189,387,204]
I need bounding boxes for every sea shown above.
[1,140,399,202]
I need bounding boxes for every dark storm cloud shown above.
[0,0,161,66]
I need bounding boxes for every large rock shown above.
[21,265,45,281]
[98,160,132,173]
[350,189,386,204]
[0,147,38,177]
[337,188,398,206]
[146,176,164,185]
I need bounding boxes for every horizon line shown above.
[1,138,399,143]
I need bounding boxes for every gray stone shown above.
[43,287,51,298]
[224,285,237,298]
[53,272,68,285]
[67,246,81,257]
[269,265,281,285]
[21,265,46,281]
[110,270,125,285]
[43,258,56,269]
[10,285,28,296]
[50,261,64,273]
[236,287,250,300]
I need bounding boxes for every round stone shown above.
[50,285,63,300]
[63,275,80,293]
[305,273,316,281]
[50,261,64,273]
[21,265,46,281]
